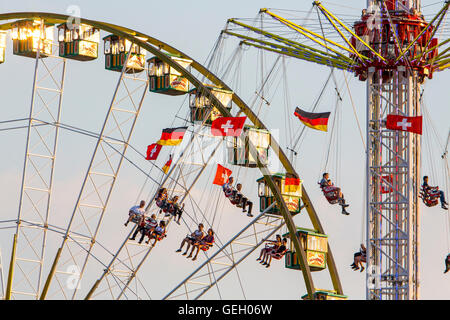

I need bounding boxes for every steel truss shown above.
[163,204,282,300]
[85,124,226,300]
[5,41,66,299]
[39,50,149,300]
[366,67,420,300]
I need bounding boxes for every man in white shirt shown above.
[124,200,146,227]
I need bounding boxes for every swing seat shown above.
[224,190,233,198]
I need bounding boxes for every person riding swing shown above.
[222,176,235,198]
[421,176,448,210]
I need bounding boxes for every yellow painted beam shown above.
[240,40,353,71]
[396,2,449,62]
[262,9,362,60]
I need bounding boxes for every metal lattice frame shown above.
[0,247,5,299]
[39,51,149,300]
[5,39,66,299]
[366,67,420,300]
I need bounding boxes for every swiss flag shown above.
[146,143,162,160]
[211,116,246,137]
[213,164,232,186]
[386,115,422,135]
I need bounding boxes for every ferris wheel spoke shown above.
[39,49,149,300]
[366,69,421,300]
[163,203,285,300]
[84,125,226,300]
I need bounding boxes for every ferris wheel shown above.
[0,12,346,300]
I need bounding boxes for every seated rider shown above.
[147,220,166,245]
[164,195,184,224]
[129,213,158,243]
[187,228,215,261]
[445,254,450,274]
[156,188,168,208]
[176,223,205,256]
[256,235,282,262]
[124,200,145,227]
[260,238,288,268]
[222,176,235,198]
[351,244,367,272]
[319,172,350,215]
[422,176,448,210]
[231,183,254,218]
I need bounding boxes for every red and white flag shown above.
[386,114,422,135]
[212,164,232,186]
[146,143,162,160]
[211,116,246,137]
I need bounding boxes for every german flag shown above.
[162,155,172,174]
[284,177,301,193]
[294,107,330,132]
[157,127,188,146]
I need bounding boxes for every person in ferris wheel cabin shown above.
[319,172,350,215]
[351,244,366,272]
[124,200,146,227]
[445,254,450,274]
[155,188,168,209]
[422,176,448,210]
[187,228,215,261]
[146,220,166,246]
[256,234,282,262]
[176,223,205,257]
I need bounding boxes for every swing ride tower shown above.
[361,0,447,300]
